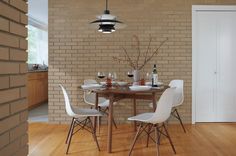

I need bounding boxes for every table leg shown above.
[93,93,99,133]
[152,92,156,112]
[108,94,114,153]
[133,97,137,131]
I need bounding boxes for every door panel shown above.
[216,12,236,121]
[195,12,217,122]
[195,10,236,122]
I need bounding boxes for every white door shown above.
[216,12,236,122]
[193,6,236,123]
[195,12,217,122]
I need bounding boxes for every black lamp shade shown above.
[98,24,115,33]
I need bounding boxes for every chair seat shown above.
[85,99,116,108]
[98,100,118,108]
[73,107,102,117]
[128,113,154,123]
[98,100,110,107]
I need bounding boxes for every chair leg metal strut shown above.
[66,117,75,144]
[171,108,186,133]
[129,122,176,156]
[95,106,118,133]
[65,117,100,154]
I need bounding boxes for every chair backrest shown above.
[147,88,176,124]
[83,80,107,105]
[59,84,76,117]
[169,80,184,107]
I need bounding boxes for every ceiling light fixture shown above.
[90,0,125,33]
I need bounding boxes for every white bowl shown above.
[100,81,116,85]
[81,84,103,89]
[100,81,106,85]
[129,86,151,91]
[117,81,128,86]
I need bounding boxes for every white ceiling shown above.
[28,0,48,25]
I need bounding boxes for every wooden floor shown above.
[29,123,236,156]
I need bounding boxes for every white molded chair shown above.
[83,79,117,129]
[84,79,110,108]
[169,80,186,133]
[128,88,176,156]
[149,79,186,133]
[59,84,102,154]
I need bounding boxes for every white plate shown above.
[100,81,116,85]
[145,82,163,86]
[81,84,103,89]
[129,86,152,91]
[117,81,128,86]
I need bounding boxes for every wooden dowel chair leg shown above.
[66,118,75,154]
[97,107,101,134]
[89,117,100,151]
[174,109,186,133]
[107,107,118,129]
[155,125,160,156]
[157,125,162,145]
[163,123,176,154]
[66,118,74,144]
[146,124,152,147]
[112,117,118,129]
[129,124,143,156]
[98,116,101,134]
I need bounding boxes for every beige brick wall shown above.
[48,0,236,124]
[0,0,28,155]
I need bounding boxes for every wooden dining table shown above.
[90,85,168,153]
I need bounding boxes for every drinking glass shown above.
[145,72,152,86]
[106,72,112,87]
[97,72,105,79]
[146,72,151,82]
[112,72,117,81]
[127,71,133,84]
[127,71,133,78]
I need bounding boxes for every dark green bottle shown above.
[152,64,158,87]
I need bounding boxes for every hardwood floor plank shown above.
[29,123,236,156]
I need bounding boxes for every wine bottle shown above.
[152,64,158,87]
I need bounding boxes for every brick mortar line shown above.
[0,73,28,77]
[0,73,27,78]
[0,45,27,51]
[0,1,27,14]
[0,59,27,63]
[0,15,27,27]
[0,84,26,91]
[0,28,27,39]
[0,105,28,123]
[0,96,27,105]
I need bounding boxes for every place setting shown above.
[81,71,164,92]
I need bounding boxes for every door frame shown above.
[192,5,236,124]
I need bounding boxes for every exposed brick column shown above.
[0,0,28,155]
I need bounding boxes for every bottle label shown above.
[153,74,158,85]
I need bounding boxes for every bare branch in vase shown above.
[133,35,141,69]
[138,38,168,70]
[144,35,152,63]
[112,35,168,71]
